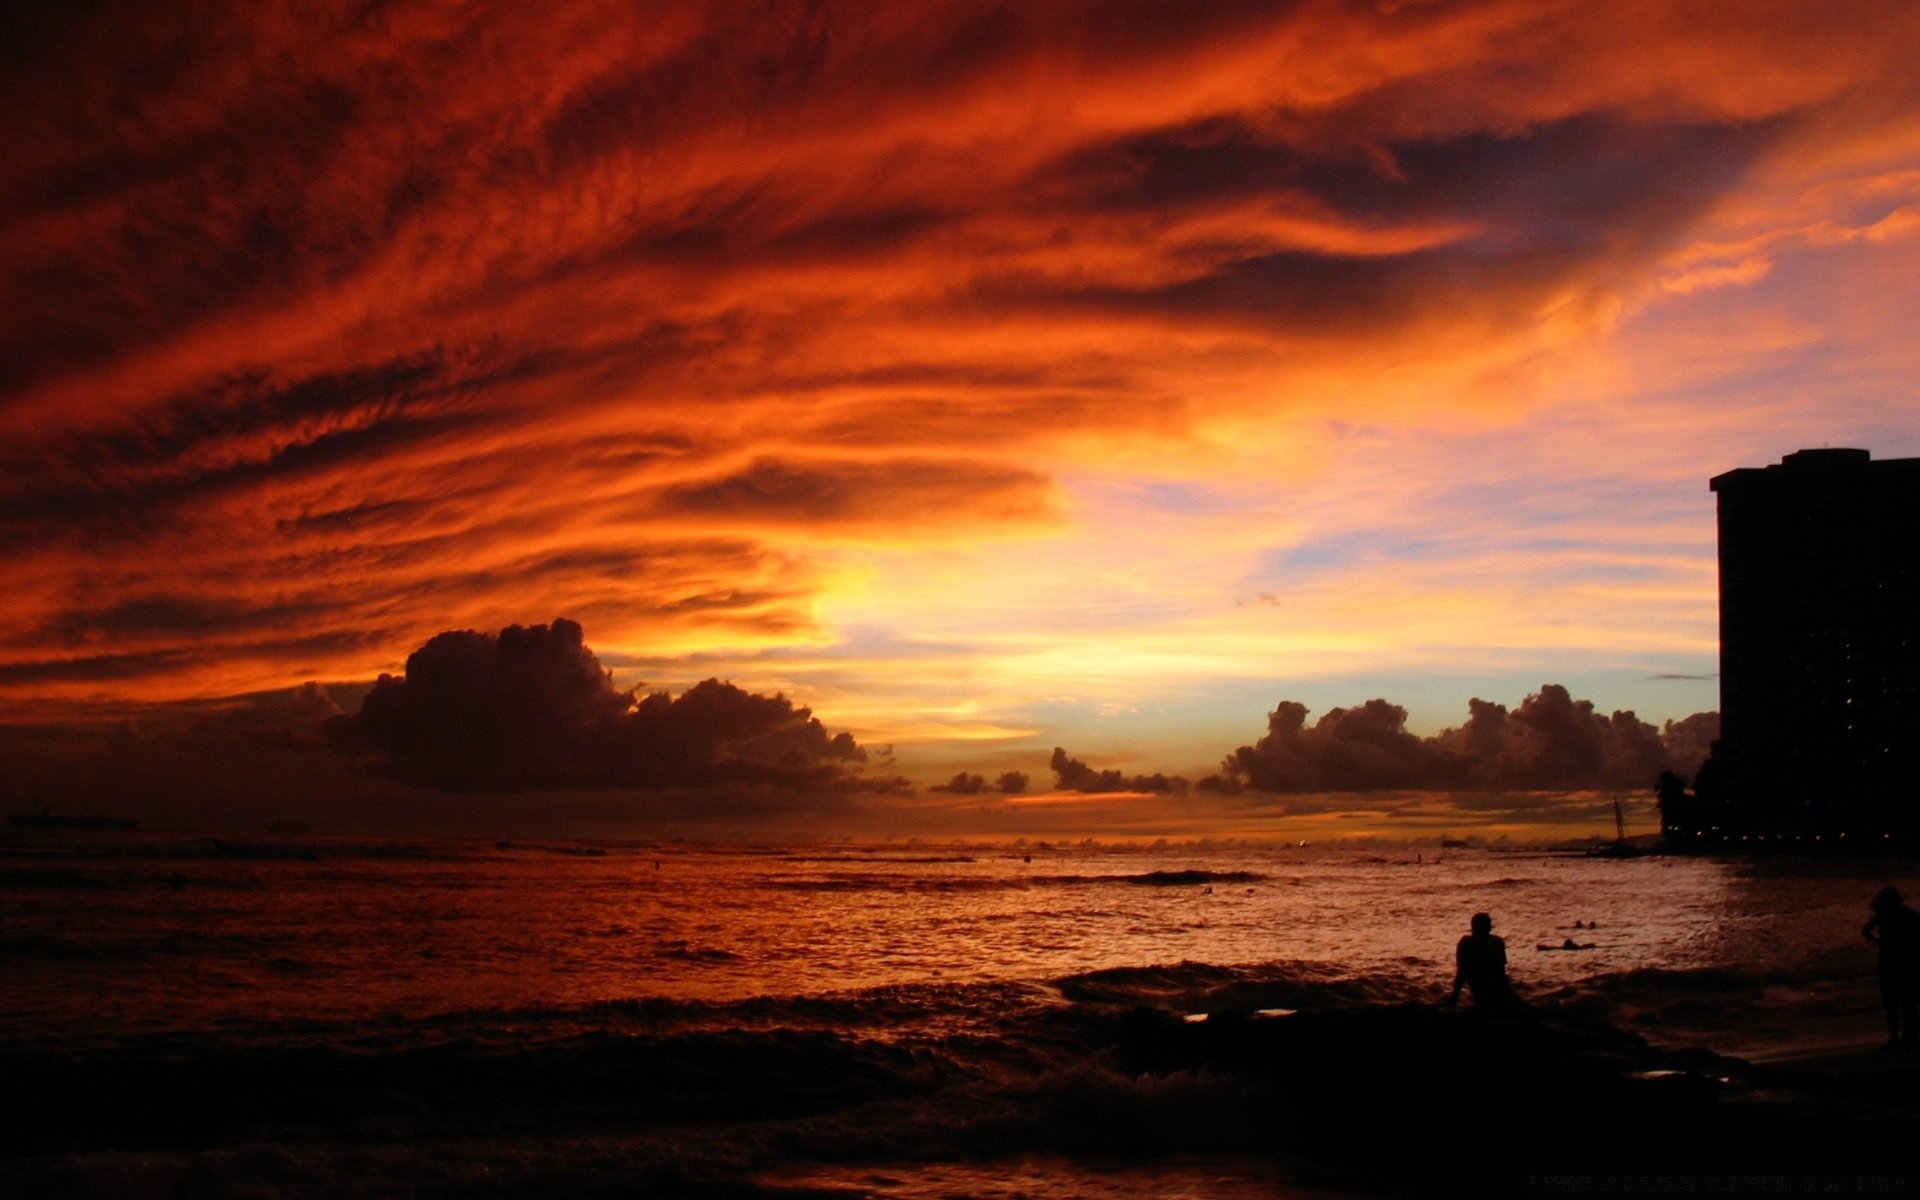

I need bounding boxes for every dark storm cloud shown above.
[931,772,988,794]
[2,532,821,702]
[1041,110,1770,232]
[327,617,893,793]
[0,352,484,544]
[928,686,1716,800]
[655,457,1057,528]
[41,594,340,646]
[0,55,399,398]
[0,317,728,546]
[1049,746,1187,794]
[167,681,348,746]
[0,648,205,687]
[930,770,1029,795]
[1223,685,1715,793]
[995,113,1780,337]
[1,0,1913,710]
[0,629,385,688]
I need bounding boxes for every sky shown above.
[2,1,1917,838]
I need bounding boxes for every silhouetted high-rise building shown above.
[1709,449,1920,834]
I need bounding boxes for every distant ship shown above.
[7,808,138,831]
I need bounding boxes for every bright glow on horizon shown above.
[0,1,1915,819]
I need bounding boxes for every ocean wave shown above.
[1732,855,1920,880]
[188,965,1413,1053]
[0,866,124,890]
[782,853,979,864]
[1567,948,1864,1001]
[185,977,1067,1056]
[655,940,741,963]
[0,1022,934,1157]
[1533,947,1877,1037]
[492,840,609,857]
[1053,959,1424,1012]
[0,929,288,963]
[1032,870,1266,888]
[4,988,1896,1196]
[769,874,1017,893]
[0,835,468,864]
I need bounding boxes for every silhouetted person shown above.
[1447,912,1521,1011]
[1863,885,1920,1048]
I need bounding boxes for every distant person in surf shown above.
[1863,886,1920,1049]
[1446,911,1521,1011]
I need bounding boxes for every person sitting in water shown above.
[1863,886,1920,1049]
[1447,911,1521,1011]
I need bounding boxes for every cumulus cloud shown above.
[1222,698,1438,792]
[1049,747,1186,795]
[187,681,347,743]
[326,618,891,793]
[932,769,1032,795]
[1657,711,1720,781]
[1222,685,1716,793]
[1433,686,1669,791]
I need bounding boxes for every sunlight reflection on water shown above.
[0,836,1905,1047]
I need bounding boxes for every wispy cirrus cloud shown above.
[0,0,1914,797]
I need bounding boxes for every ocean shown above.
[3,832,1916,1197]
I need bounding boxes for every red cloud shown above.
[0,0,1911,706]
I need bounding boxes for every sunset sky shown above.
[3,1,1917,833]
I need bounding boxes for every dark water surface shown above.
[3,832,1915,1197]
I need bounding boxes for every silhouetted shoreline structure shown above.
[1665,449,1919,846]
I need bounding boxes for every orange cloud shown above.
[0,0,1914,785]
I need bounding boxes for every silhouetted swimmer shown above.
[1863,885,1920,1049]
[1446,912,1522,1012]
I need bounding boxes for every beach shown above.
[2,832,1916,1197]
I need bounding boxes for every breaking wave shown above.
[1033,870,1267,887]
